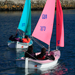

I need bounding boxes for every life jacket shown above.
[22,38,30,43]
[37,53,46,60]
[38,56,45,60]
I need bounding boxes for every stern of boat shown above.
[16,40,33,48]
[8,40,16,48]
[50,50,60,60]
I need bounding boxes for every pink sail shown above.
[32,0,55,45]
[56,0,64,47]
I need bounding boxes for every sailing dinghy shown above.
[8,0,33,48]
[16,0,64,69]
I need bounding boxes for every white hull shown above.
[16,41,29,48]
[16,50,60,69]
[16,59,58,69]
[8,40,33,48]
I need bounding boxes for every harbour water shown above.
[0,9,75,75]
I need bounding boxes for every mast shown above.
[23,33,25,38]
[56,46,58,50]
[48,44,50,54]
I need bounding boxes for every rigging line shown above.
[17,29,23,37]
[15,29,18,35]
[25,51,54,60]
[31,36,48,50]
[25,51,37,60]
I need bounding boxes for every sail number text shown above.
[40,26,46,31]
[42,14,47,19]
[22,23,25,27]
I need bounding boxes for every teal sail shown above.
[18,0,31,35]
[25,2,31,36]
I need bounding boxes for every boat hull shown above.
[8,40,33,48]
[16,59,58,69]
[16,50,60,69]
[8,41,16,48]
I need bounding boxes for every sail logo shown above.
[58,40,60,44]
[22,23,25,27]
[42,14,47,19]
[26,30,28,33]
[40,26,46,31]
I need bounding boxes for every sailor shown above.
[36,48,46,60]
[25,45,36,59]
[22,35,30,43]
[9,33,20,41]
[36,48,55,60]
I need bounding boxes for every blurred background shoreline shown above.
[0,0,75,11]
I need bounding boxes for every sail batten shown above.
[18,0,31,35]
[56,0,64,47]
[32,0,55,45]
